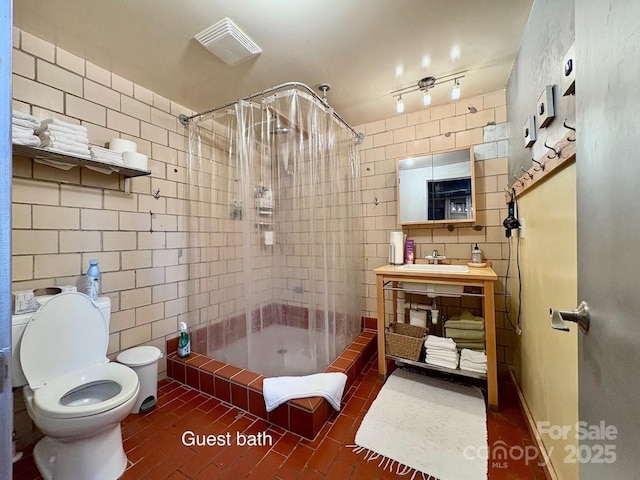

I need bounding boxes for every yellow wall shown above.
[513,163,578,479]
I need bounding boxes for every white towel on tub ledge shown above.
[263,372,348,413]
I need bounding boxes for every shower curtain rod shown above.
[177,81,364,142]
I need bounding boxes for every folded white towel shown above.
[263,372,348,413]
[460,361,487,374]
[12,136,41,147]
[12,125,37,138]
[40,130,89,145]
[424,335,457,352]
[12,117,39,130]
[425,356,459,369]
[39,122,89,137]
[12,110,40,129]
[460,349,487,364]
[426,351,458,362]
[89,145,124,161]
[39,135,89,149]
[38,118,88,134]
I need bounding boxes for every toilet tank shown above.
[11,295,111,387]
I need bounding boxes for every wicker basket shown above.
[385,323,427,361]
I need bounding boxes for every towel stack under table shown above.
[444,310,486,351]
[423,335,459,369]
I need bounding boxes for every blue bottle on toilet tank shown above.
[86,259,101,300]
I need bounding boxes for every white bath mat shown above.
[353,368,487,480]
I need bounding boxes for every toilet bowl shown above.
[17,292,140,480]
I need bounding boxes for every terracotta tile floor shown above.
[13,359,547,479]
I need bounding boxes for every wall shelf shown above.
[12,144,151,194]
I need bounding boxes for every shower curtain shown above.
[186,86,363,376]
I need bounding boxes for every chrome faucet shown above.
[426,249,447,265]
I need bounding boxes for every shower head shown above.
[269,116,290,135]
[271,121,290,135]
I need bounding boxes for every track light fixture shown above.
[391,73,465,114]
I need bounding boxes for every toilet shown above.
[12,292,140,480]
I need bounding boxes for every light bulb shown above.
[451,80,461,100]
[423,90,432,106]
[396,96,404,114]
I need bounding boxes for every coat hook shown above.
[503,185,512,193]
[373,195,379,206]
[153,188,161,199]
[531,157,545,172]
[563,119,576,141]
[544,141,561,159]
[513,176,525,188]
[521,166,534,180]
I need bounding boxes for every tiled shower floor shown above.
[13,359,547,480]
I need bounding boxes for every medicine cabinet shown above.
[397,147,475,225]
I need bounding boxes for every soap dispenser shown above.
[471,243,483,264]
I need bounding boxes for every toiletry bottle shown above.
[471,243,483,264]
[86,259,100,301]
[178,322,191,358]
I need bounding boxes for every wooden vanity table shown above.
[374,263,499,409]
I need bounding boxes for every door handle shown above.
[550,301,590,333]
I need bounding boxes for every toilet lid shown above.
[20,292,108,389]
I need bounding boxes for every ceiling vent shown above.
[194,18,261,65]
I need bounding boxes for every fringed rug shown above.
[352,368,487,480]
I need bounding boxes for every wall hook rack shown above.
[505,131,576,203]
[544,141,561,159]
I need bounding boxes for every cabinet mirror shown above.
[397,147,475,225]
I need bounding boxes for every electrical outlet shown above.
[518,217,526,238]
[536,85,555,128]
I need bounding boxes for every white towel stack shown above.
[11,110,41,146]
[36,118,91,158]
[460,348,487,374]
[89,145,124,166]
[424,335,459,369]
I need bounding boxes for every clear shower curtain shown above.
[187,87,363,376]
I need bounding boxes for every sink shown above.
[396,264,469,273]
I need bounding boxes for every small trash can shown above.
[116,346,163,413]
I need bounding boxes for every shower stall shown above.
[184,83,363,377]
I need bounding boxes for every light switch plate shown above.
[536,85,555,128]
[523,115,536,148]
[562,41,576,96]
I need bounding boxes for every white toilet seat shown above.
[31,362,139,420]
